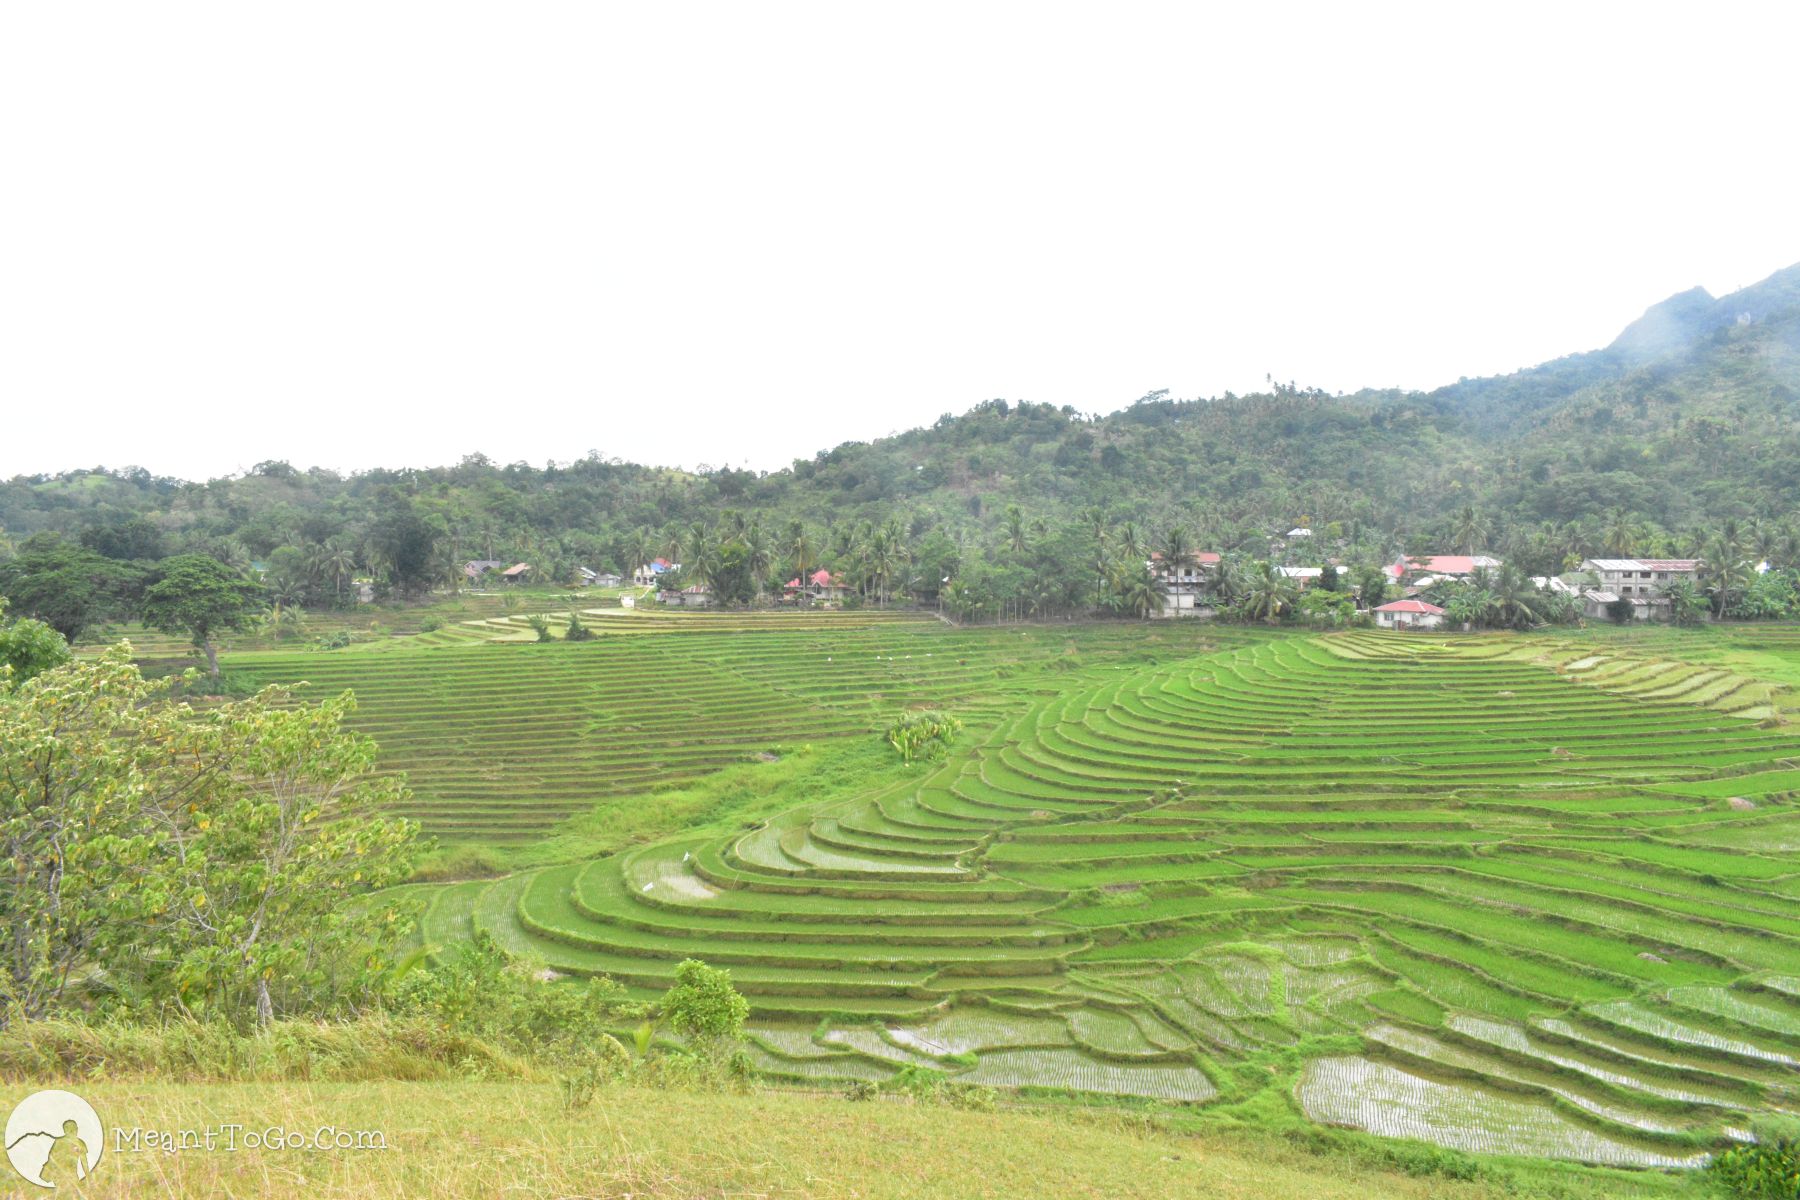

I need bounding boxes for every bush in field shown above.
[393,935,637,1058]
[886,710,963,764]
[661,959,748,1054]
[1710,1116,1800,1199]
[527,613,553,642]
[564,612,595,642]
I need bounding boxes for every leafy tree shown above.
[661,958,749,1053]
[0,650,421,1026]
[367,498,440,596]
[79,516,166,561]
[0,533,143,643]
[140,555,267,678]
[0,600,70,689]
[0,648,166,1023]
[708,540,756,606]
[1355,566,1390,608]
[130,687,419,1024]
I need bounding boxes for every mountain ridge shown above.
[3,263,1798,556]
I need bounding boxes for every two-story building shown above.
[1150,551,1222,617]
[1578,558,1702,621]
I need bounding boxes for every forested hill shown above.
[3,264,1798,561]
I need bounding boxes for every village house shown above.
[633,558,674,587]
[1578,558,1702,621]
[500,562,533,584]
[1149,551,1222,617]
[1276,566,1323,588]
[784,568,852,607]
[592,570,622,588]
[1374,598,1447,630]
[660,583,713,607]
[463,559,503,582]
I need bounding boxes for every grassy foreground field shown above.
[209,610,1800,1180]
[34,1080,1689,1199]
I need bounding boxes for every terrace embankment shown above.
[429,628,1800,1167]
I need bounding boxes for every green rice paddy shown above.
[228,613,1800,1170]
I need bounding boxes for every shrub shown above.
[565,612,595,642]
[886,710,963,764]
[419,617,442,633]
[661,959,749,1056]
[1710,1117,1800,1199]
[526,613,553,642]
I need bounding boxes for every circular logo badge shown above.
[5,1090,104,1189]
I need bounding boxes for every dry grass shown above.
[26,1080,1566,1200]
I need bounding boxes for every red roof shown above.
[810,569,836,586]
[1149,551,1222,564]
[1375,599,1445,615]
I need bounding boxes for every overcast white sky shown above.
[4,3,1798,482]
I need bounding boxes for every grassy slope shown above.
[59,1081,1692,1200]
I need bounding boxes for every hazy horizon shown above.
[6,2,1799,482]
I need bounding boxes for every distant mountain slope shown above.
[3,264,1798,553]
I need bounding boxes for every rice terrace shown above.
[10,18,1800,1191]
[224,606,1800,1174]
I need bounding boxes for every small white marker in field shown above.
[642,883,653,892]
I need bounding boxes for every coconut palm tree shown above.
[622,528,654,584]
[1004,506,1028,555]
[863,523,908,607]
[1158,525,1192,573]
[1451,505,1489,555]
[684,523,716,589]
[1489,563,1546,630]
[743,524,773,599]
[1601,507,1640,558]
[1111,565,1162,620]
[1238,562,1297,624]
[785,524,817,593]
[1701,539,1753,618]
[1115,522,1145,564]
[1663,577,1708,626]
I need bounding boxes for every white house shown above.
[1374,598,1446,630]
[1276,566,1323,588]
[633,558,675,587]
[1149,551,1222,617]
